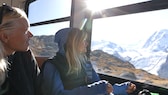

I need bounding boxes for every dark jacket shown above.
[45,53,97,90]
[2,50,40,95]
[36,52,108,95]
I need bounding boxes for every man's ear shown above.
[0,32,9,43]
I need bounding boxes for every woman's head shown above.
[54,28,88,74]
[65,28,88,54]
[54,28,88,55]
[0,4,33,56]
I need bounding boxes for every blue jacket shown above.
[36,53,129,95]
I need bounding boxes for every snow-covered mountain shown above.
[91,40,129,62]
[91,29,168,79]
[143,29,168,52]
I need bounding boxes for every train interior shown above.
[1,0,168,95]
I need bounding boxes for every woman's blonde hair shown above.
[0,41,7,86]
[65,28,88,75]
[0,5,27,31]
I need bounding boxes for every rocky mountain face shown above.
[90,50,168,88]
[29,35,57,57]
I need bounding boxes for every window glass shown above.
[91,9,168,89]
[29,22,69,57]
[28,0,71,24]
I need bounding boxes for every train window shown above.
[28,0,71,24]
[29,22,69,57]
[90,8,168,89]
[30,22,69,36]
[28,0,71,57]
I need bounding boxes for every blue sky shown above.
[28,0,71,24]
[28,0,168,47]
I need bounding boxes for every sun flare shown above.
[85,0,106,12]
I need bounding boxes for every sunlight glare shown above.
[85,0,105,12]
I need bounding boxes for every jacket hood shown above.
[54,28,71,55]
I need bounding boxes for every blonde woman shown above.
[0,3,39,95]
[37,28,136,95]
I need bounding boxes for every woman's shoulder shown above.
[41,57,66,73]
